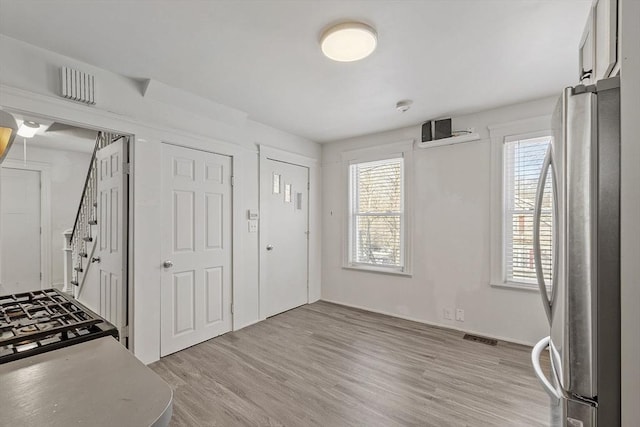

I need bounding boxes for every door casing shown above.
[159,142,234,356]
[259,145,316,320]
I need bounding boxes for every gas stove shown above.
[0,288,118,364]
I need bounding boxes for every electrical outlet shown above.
[248,220,258,233]
[443,308,453,320]
[456,309,465,322]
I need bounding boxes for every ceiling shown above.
[11,113,97,153]
[0,1,591,143]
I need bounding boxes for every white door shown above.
[160,144,232,356]
[262,159,308,317]
[0,168,41,295]
[94,139,128,341]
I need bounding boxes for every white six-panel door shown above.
[94,139,127,342]
[0,168,41,295]
[160,143,232,357]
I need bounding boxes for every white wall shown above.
[619,0,640,424]
[322,96,557,345]
[0,35,322,364]
[4,145,91,287]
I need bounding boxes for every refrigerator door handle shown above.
[533,144,556,322]
[531,336,561,400]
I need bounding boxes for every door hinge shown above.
[231,176,235,187]
[124,163,131,174]
[231,303,234,314]
[307,181,310,190]
[40,272,42,280]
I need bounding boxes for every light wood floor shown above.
[150,301,551,427]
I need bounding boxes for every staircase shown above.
[68,131,122,295]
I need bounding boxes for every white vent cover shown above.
[60,67,95,105]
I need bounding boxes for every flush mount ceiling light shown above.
[17,121,40,138]
[0,110,18,164]
[320,22,377,62]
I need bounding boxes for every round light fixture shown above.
[320,22,377,62]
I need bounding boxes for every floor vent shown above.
[463,334,498,346]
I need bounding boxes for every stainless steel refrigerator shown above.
[531,76,621,427]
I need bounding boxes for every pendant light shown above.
[0,110,18,164]
[16,121,40,165]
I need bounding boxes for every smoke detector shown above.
[396,100,413,113]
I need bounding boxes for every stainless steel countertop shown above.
[0,337,173,426]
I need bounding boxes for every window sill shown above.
[490,281,551,293]
[343,264,412,277]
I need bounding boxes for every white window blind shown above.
[503,136,553,285]
[349,157,404,269]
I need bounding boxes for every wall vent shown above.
[60,67,96,105]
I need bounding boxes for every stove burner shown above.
[17,324,39,334]
[2,307,26,318]
[16,321,56,334]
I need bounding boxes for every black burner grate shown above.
[0,289,118,363]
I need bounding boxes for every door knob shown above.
[266,245,274,251]
[91,257,101,264]
[163,260,173,268]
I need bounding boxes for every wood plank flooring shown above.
[150,301,551,426]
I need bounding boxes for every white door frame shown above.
[0,106,132,349]
[258,144,316,320]
[0,158,52,290]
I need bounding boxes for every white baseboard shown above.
[320,298,535,347]
[233,318,263,332]
[234,299,320,332]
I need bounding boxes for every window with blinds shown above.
[348,157,404,270]
[503,136,553,285]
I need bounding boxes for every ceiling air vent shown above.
[60,66,95,105]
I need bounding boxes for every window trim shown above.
[341,140,413,276]
[488,116,552,290]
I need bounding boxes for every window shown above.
[503,135,553,286]
[347,157,406,272]
[489,117,554,291]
